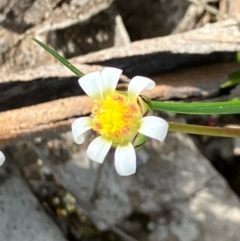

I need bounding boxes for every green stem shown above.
[168,122,240,138]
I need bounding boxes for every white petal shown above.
[128,76,155,98]
[87,136,112,163]
[0,151,5,166]
[138,116,168,142]
[101,67,122,93]
[72,117,92,144]
[78,72,103,99]
[115,143,136,176]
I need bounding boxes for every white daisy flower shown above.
[72,67,168,176]
[0,151,5,166]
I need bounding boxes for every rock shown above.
[73,19,240,77]
[28,129,240,241]
[234,137,240,155]
[0,165,67,241]
[0,0,130,73]
[115,0,190,40]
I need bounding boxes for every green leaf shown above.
[31,37,84,77]
[151,99,240,115]
[220,71,240,89]
[237,52,240,63]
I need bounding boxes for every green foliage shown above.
[237,52,240,63]
[220,71,240,89]
[32,37,84,77]
[151,99,240,115]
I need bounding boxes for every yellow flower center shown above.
[91,92,142,145]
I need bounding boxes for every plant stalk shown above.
[168,122,240,138]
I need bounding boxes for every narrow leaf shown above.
[220,71,240,89]
[31,37,84,77]
[237,52,240,63]
[151,99,240,115]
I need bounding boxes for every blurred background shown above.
[0,0,240,241]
